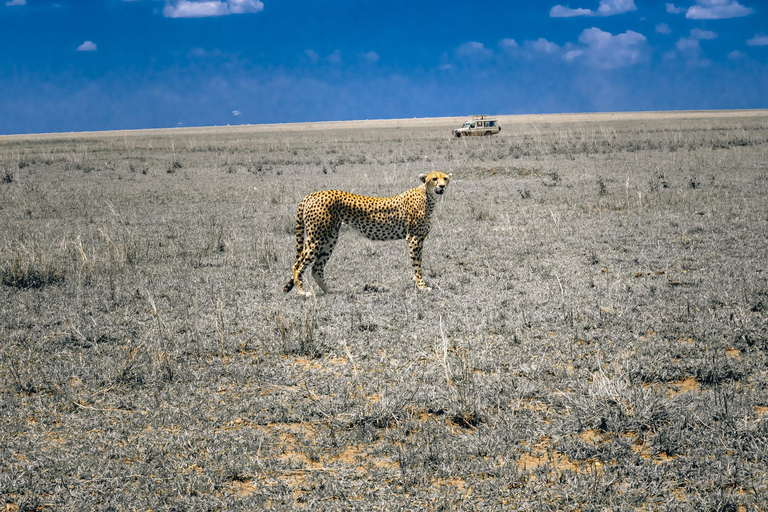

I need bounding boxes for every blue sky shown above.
[1,0,766,134]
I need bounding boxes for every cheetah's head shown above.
[419,171,451,196]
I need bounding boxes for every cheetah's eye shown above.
[432,177,437,181]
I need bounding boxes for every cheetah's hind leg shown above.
[413,275,432,292]
[311,268,330,294]
[308,228,338,295]
[289,241,319,296]
[294,266,315,296]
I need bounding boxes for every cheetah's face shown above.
[419,171,451,196]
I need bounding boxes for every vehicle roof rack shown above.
[470,114,492,119]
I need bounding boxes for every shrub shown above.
[597,176,608,196]
[1,168,14,184]
[167,160,183,173]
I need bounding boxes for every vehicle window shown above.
[488,121,495,127]
[470,124,475,128]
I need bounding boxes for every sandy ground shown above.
[2,109,767,140]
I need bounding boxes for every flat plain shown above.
[1,110,767,510]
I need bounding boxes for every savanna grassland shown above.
[1,111,767,511]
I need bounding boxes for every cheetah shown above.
[283,171,451,296]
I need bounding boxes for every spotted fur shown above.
[284,171,451,296]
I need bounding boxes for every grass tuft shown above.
[1,253,65,289]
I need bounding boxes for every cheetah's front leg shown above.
[407,234,431,291]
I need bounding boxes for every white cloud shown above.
[550,0,636,17]
[326,50,343,66]
[498,38,519,51]
[528,38,560,55]
[227,0,262,14]
[676,38,701,51]
[596,0,636,15]
[524,28,647,68]
[746,34,768,46]
[674,28,719,66]
[5,0,26,6]
[360,51,380,63]
[76,41,97,52]
[728,50,746,60]
[163,0,263,18]
[685,0,753,19]
[550,5,592,17]
[575,27,648,68]
[189,47,226,59]
[656,23,671,34]
[187,47,243,66]
[675,28,717,52]
[455,41,493,59]
[564,50,584,61]
[164,1,228,17]
[689,28,717,40]
[305,49,320,64]
[666,3,685,14]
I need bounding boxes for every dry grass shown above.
[1,110,767,510]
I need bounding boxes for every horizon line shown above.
[2,108,767,139]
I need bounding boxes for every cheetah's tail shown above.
[284,197,306,294]
[293,197,306,262]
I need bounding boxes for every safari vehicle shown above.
[453,115,501,137]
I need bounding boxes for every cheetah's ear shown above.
[419,173,428,183]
